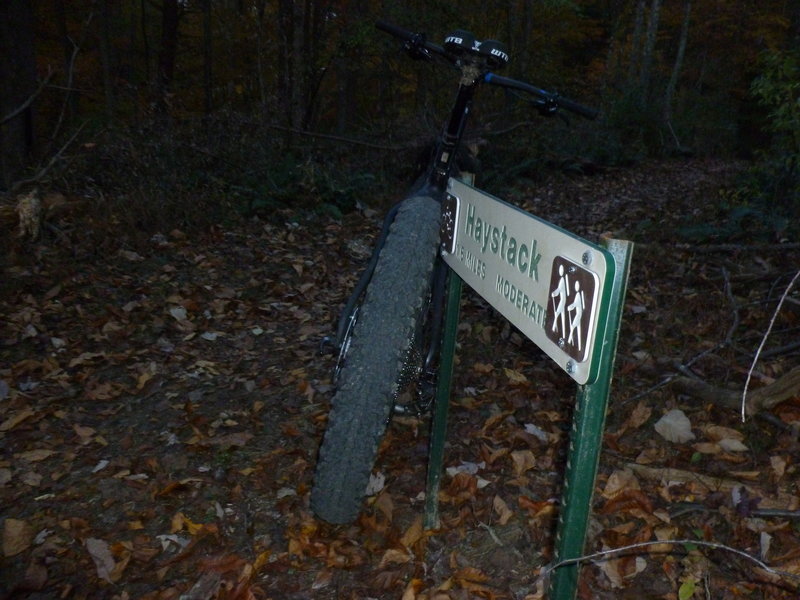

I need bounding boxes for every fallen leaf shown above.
[446,461,484,477]
[770,455,788,480]
[504,368,528,383]
[518,496,556,519]
[119,249,144,262]
[171,512,205,535]
[493,495,514,525]
[523,422,549,443]
[693,442,721,454]
[600,488,654,516]
[169,306,188,321]
[626,401,652,429]
[178,571,221,600]
[717,438,748,452]
[401,578,423,600]
[379,547,412,568]
[3,518,33,557]
[400,515,424,548]
[761,531,772,561]
[21,471,42,487]
[68,352,106,367]
[366,471,385,495]
[0,407,35,432]
[595,552,647,588]
[654,409,695,443]
[374,489,394,522]
[73,424,96,443]
[200,432,253,449]
[510,450,536,477]
[86,538,116,583]
[311,568,333,590]
[704,425,744,442]
[601,469,640,499]
[15,449,55,463]
[136,371,154,390]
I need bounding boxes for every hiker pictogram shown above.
[550,264,569,337]
[567,280,585,351]
[545,256,597,362]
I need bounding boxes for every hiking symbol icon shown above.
[545,256,596,362]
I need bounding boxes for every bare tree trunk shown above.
[639,0,662,102]
[202,0,212,118]
[290,2,304,128]
[99,0,115,124]
[54,0,76,119]
[520,0,534,75]
[255,0,267,108]
[663,0,690,124]
[156,0,180,113]
[627,0,646,85]
[0,0,37,189]
[141,0,150,82]
[300,0,325,129]
[277,0,295,127]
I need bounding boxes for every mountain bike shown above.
[311,20,598,525]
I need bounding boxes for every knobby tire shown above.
[311,196,442,524]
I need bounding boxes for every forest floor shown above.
[2,158,800,600]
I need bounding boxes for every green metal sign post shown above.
[425,271,463,530]
[425,178,634,599]
[548,238,633,600]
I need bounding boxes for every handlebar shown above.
[484,73,599,120]
[376,20,598,120]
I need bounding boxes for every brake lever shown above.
[535,96,559,117]
[404,32,432,60]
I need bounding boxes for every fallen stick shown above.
[672,365,800,415]
[625,463,798,511]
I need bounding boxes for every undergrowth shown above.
[52,113,405,243]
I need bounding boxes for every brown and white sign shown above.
[441,178,614,384]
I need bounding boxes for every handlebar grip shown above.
[375,20,414,42]
[554,96,599,120]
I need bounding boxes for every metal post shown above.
[425,271,463,529]
[549,239,633,599]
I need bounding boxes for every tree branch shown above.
[11,121,88,192]
[0,70,54,126]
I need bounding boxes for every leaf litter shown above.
[2,160,800,598]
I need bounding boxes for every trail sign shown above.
[441,178,614,384]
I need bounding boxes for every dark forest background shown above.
[1,0,799,239]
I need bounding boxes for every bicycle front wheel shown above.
[311,195,442,524]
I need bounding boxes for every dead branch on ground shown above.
[672,366,800,416]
